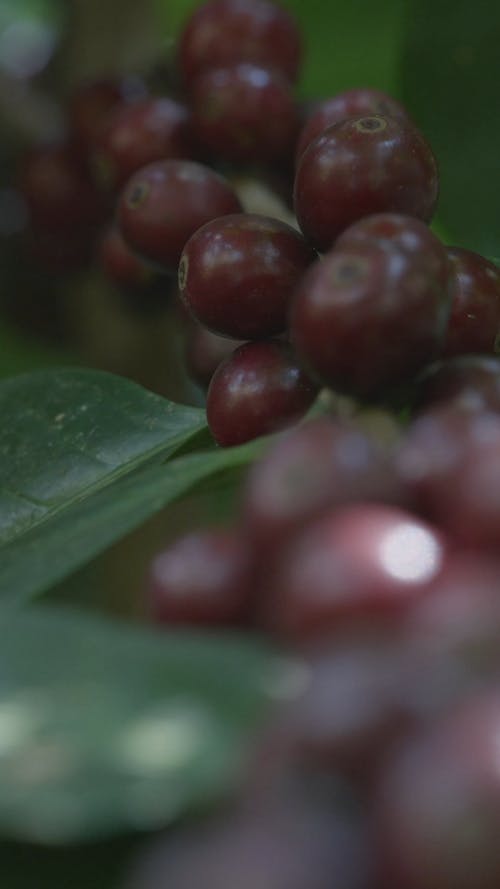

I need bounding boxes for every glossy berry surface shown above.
[290,238,450,398]
[294,115,439,251]
[376,693,500,889]
[442,247,500,357]
[118,160,242,272]
[295,87,410,163]
[178,0,302,86]
[335,213,449,290]
[206,340,318,447]
[148,528,253,626]
[242,416,405,553]
[265,504,445,643]
[93,98,196,191]
[191,64,298,163]
[179,213,315,339]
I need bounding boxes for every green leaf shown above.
[0,607,280,843]
[0,439,264,607]
[0,367,205,581]
[155,0,406,97]
[401,0,499,256]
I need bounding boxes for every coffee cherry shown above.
[295,87,410,163]
[147,528,253,627]
[93,98,196,191]
[179,213,315,339]
[178,0,302,86]
[416,355,500,413]
[294,115,439,251]
[118,160,242,272]
[335,213,449,290]
[191,63,298,163]
[68,76,146,155]
[184,324,243,388]
[290,239,450,398]
[443,247,500,357]
[396,404,500,548]
[242,416,405,554]
[286,631,412,778]
[206,340,318,447]
[265,504,445,643]
[376,693,500,889]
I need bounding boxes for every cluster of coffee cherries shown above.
[17,0,500,441]
[137,356,500,889]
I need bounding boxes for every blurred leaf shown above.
[154,0,406,97]
[0,0,64,79]
[402,0,499,256]
[0,439,264,607]
[0,607,277,843]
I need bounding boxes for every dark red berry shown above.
[290,239,450,398]
[294,115,439,251]
[396,404,500,549]
[93,97,196,191]
[335,212,449,290]
[191,63,298,163]
[178,0,302,86]
[376,692,500,889]
[147,528,253,627]
[442,247,500,357]
[242,416,405,554]
[184,325,243,388]
[295,87,410,164]
[265,504,445,643]
[68,76,146,155]
[416,355,500,414]
[179,213,315,339]
[118,160,242,272]
[206,340,318,447]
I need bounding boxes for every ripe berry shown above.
[68,76,146,156]
[147,528,253,627]
[442,247,500,357]
[118,160,242,272]
[179,213,315,339]
[206,340,318,447]
[416,355,500,414]
[93,98,197,191]
[191,63,298,163]
[295,87,410,163]
[265,504,445,643]
[396,405,500,549]
[178,0,302,86]
[290,238,450,398]
[242,416,405,554]
[294,115,439,251]
[335,213,449,290]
